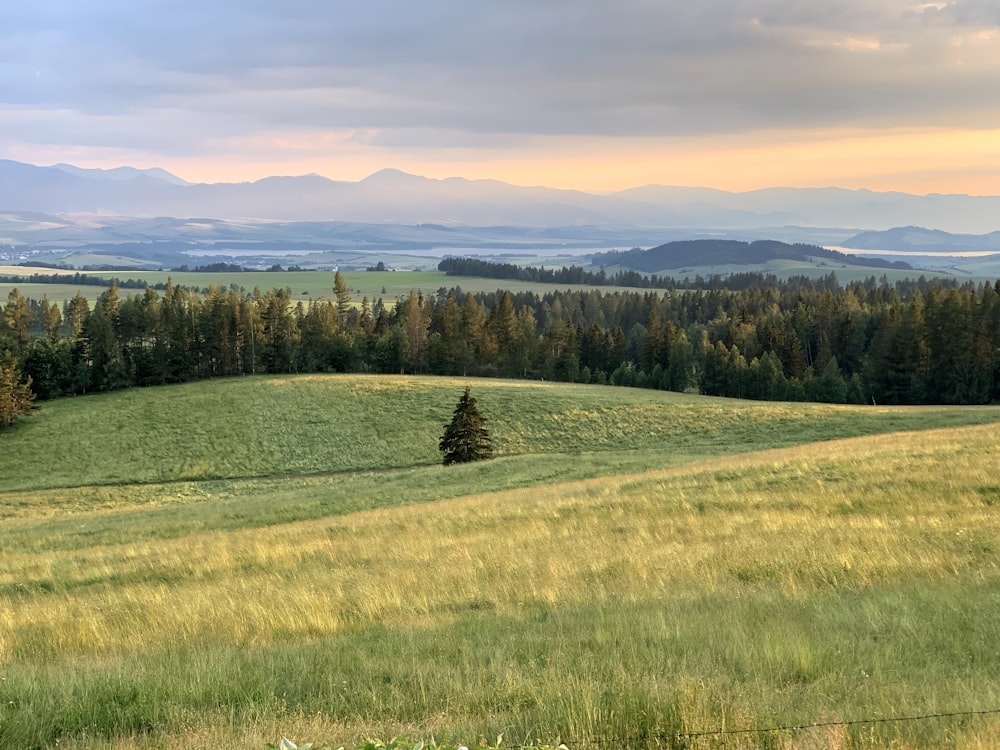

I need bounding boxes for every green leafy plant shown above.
[356,740,419,750]
[267,738,314,750]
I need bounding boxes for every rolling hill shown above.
[3,375,1000,748]
[594,238,912,273]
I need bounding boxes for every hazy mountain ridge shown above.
[843,226,1000,254]
[2,159,1000,234]
[49,163,191,186]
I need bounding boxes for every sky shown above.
[2,0,999,194]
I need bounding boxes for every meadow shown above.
[2,376,1000,749]
[0,269,661,307]
[5,263,970,310]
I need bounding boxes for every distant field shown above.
[0,265,90,276]
[0,282,104,305]
[7,263,991,311]
[1,269,659,306]
[2,376,1000,749]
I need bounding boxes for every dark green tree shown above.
[810,356,848,403]
[489,290,520,376]
[427,291,470,375]
[372,326,408,374]
[83,286,129,392]
[439,387,493,465]
[23,337,73,400]
[259,288,300,373]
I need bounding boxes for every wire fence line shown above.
[511,706,1000,748]
[673,707,1000,740]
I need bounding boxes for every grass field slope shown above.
[2,376,1000,749]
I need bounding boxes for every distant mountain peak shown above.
[48,162,190,186]
[253,172,336,185]
[1,159,999,233]
[360,168,428,184]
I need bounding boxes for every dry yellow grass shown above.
[4,424,998,663]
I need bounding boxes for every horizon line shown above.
[8,158,1000,200]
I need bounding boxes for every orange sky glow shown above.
[6,3,1000,199]
[67,125,997,196]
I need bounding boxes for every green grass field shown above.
[0,270,663,307]
[2,376,1000,749]
[3,263,985,310]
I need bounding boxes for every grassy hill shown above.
[2,376,1000,749]
[596,239,912,274]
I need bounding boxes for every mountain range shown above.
[842,226,1000,254]
[3,159,1000,235]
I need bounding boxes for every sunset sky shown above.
[2,1,999,194]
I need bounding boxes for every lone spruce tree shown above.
[439,387,492,465]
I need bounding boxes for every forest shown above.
[2,270,999,406]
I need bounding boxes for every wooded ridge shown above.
[3,269,998,406]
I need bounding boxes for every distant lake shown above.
[828,245,1000,258]
[183,249,327,257]
[181,246,622,259]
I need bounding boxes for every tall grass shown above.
[3,376,1000,749]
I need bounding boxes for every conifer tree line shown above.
[2,271,999,405]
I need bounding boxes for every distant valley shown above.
[1,159,999,278]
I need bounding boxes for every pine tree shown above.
[439,387,493,465]
[0,352,37,429]
[333,271,352,328]
[1,289,33,358]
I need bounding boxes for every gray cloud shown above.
[1,0,999,158]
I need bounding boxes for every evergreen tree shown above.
[41,296,62,342]
[439,387,493,465]
[489,290,521,376]
[401,290,429,373]
[1,289,33,358]
[461,292,494,366]
[300,299,339,371]
[63,292,90,336]
[0,352,37,429]
[427,291,471,375]
[665,327,694,392]
[812,356,848,403]
[259,288,300,373]
[84,293,129,392]
[373,326,408,374]
[23,337,73,400]
[333,271,352,328]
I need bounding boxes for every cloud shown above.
[1,0,998,167]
